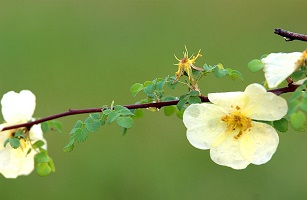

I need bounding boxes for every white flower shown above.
[0,90,46,178]
[262,50,307,88]
[183,83,287,169]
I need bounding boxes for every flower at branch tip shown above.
[0,90,46,178]
[261,49,307,88]
[173,46,203,83]
[183,83,287,169]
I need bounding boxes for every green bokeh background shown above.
[0,0,307,199]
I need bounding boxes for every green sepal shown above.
[273,118,288,133]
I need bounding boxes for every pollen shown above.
[221,106,252,139]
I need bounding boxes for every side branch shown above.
[1,84,298,131]
[274,28,307,42]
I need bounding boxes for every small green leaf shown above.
[32,140,45,149]
[9,138,20,149]
[107,112,121,124]
[189,91,200,96]
[248,59,264,72]
[85,121,103,132]
[116,116,133,129]
[121,127,128,135]
[130,83,144,97]
[14,130,25,138]
[143,83,155,96]
[203,63,215,72]
[164,106,177,116]
[35,152,50,163]
[290,111,306,131]
[49,157,56,172]
[300,97,307,112]
[273,118,288,132]
[36,162,52,177]
[3,138,10,147]
[188,96,201,104]
[74,128,89,142]
[41,122,49,133]
[167,76,178,89]
[156,79,166,91]
[63,138,75,152]
[227,69,243,81]
[177,98,188,110]
[214,66,228,78]
[133,109,144,119]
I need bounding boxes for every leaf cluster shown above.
[64,105,134,152]
[33,140,55,176]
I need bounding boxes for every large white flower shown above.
[0,90,46,178]
[183,83,287,169]
[262,50,307,88]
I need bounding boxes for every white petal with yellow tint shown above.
[183,104,227,150]
[210,131,251,170]
[262,52,302,88]
[249,121,279,165]
[208,91,248,112]
[1,90,36,124]
[244,83,288,121]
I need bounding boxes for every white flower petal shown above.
[262,52,302,88]
[210,131,251,170]
[244,83,288,121]
[183,104,227,150]
[208,91,249,112]
[249,122,279,165]
[0,123,46,178]
[1,90,36,123]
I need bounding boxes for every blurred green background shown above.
[0,0,306,199]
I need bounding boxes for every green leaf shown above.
[35,152,50,163]
[176,110,184,119]
[177,98,188,110]
[214,66,228,78]
[32,140,45,149]
[49,157,56,172]
[290,111,306,131]
[156,79,166,91]
[227,69,243,81]
[3,138,9,147]
[70,120,84,134]
[74,128,89,142]
[115,105,134,116]
[162,95,177,101]
[116,116,133,129]
[14,130,25,138]
[85,120,102,132]
[287,100,300,115]
[273,118,288,132]
[121,127,128,135]
[300,97,307,112]
[41,122,49,133]
[188,96,201,104]
[133,109,144,119]
[63,138,75,152]
[164,106,177,116]
[143,83,155,96]
[130,83,144,97]
[248,59,264,72]
[107,112,121,124]
[167,76,178,89]
[9,138,20,149]
[189,90,200,96]
[203,63,215,72]
[36,162,52,177]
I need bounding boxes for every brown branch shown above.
[1,84,298,131]
[274,28,307,42]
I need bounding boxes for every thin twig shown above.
[274,28,307,42]
[1,84,299,131]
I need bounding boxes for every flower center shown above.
[221,106,252,139]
